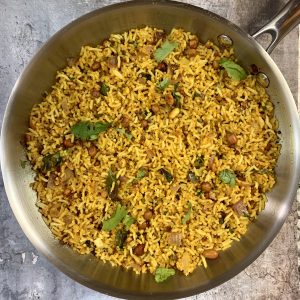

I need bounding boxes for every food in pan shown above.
[24,27,280,281]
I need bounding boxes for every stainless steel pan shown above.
[1,1,300,299]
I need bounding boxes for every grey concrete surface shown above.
[0,0,299,299]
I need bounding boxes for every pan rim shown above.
[1,0,300,298]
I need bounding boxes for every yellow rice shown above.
[25,27,280,276]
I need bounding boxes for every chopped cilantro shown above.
[102,204,127,231]
[136,167,148,180]
[123,214,135,230]
[155,267,175,283]
[100,83,110,96]
[219,169,236,186]
[116,128,133,141]
[219,58,247,81]
[43,152,62,171]
[182,202,192,224]
[154,40,178,62]
[157,78,170,90]
[71,121,111,141]
[173,83,181,107]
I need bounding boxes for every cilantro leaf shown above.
[128,167,148,185]
[154,40,178,62]
[182,202,192,224]
[136,167,148,180]
[159,168,173,182]
[123,214,135,230]
[116,128,133,141]
[106,169,119,201]
[71,121,111,141]
[100,83,110,96]
[102,204,127,231]
[219,58,247,81]
[157,78,170,90]
[43,152,62,171]
[154,267,175,283]
[173,83,181,107]
[219,169,236,186]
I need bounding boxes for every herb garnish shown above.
[219,58,247,81]
[219,169,236,186]
[43,152,62,171]
[106,169,119,201]
[128,167,148,185]
[102,204,127,231]
[187,171,198,182]
[182,202,192,224]
[159,168,173,182]
[154,267,176,283]
[154,40,178,62]
[195,155,204,168]
[173,83,181,107]
[115,229,128,249]
[100,83,110,96]
[116,128,133,141]
[157,78,170,90]
[71,121,111,141]
[123,214,135,230]
[136,167,148,180]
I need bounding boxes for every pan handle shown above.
[252,0,300,54]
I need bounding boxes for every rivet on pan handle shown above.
[252,0,300,54]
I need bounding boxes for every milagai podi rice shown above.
[25,27,280,280]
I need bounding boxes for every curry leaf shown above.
[219,58,247,81]
[155,267,176,283]
[123,214,135,230]
[43,152,62,171]
[182,202,192,224]
[115,229,128,249]
[219,169,236,186]
[106,169,119,201]
[102,204,127,231]
[71,121,111,141]
[154,40,178,62]
[159,168,173,182]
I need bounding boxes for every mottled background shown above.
[0,0,299,299]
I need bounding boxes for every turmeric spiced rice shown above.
[25,27,280,279]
